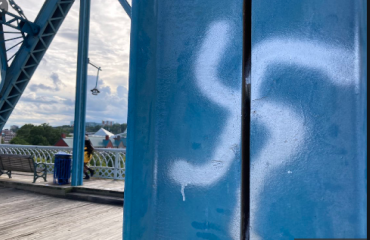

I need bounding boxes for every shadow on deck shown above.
[0,173,124,206]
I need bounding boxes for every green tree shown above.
[54,125,73,135]
[29,135,49,146]
[121,123,127,133]
[16,124,34,141]
[10,137,29,145]
[107,123,122,134]
[12,123,64,146]
[86,125,101,133]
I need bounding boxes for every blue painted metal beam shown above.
[0,18,7,86]
[123,0,243,239]
[0,0,75,131]
[117,0,131,19]
[250,0,367,238]
[71,0,91,186]
[124,0,366,239]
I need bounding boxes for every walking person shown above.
[84,135,95,180]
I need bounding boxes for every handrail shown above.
[0,144,126,153]
[0,144,126,180]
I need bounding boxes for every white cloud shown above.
[4,0,131,128]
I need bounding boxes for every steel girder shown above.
[117,0,131,19]
[0,0,75,130]
[250,0,367,238]
[124,0,366,239]
[71,0,91,186]
[123,0,244,239]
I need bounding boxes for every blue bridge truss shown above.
[0,0,75,130]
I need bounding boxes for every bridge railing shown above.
[0,144,126,180]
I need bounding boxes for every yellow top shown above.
[84,147,93,163]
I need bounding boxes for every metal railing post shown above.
[114,151,120,180]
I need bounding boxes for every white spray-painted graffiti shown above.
[168,19,358,240]
[169,21,241,203]
[170,20,242,239]
[168,20,242,240]
[250,38,357,239]
[249,102,306,240]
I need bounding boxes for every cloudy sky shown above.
[3,0,131,129]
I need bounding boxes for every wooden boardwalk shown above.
[0,173,125,192]
[0,187,123,240]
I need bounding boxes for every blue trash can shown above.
[53,152,72,185]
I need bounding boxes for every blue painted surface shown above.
[250,0,367,239]
[117,0,131,19]
[71,0,91,186]
[124,0,243,239]
[0,0,75,130]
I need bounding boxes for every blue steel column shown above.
[71,0,91,186]
[250,0,367,239]
[123,0,243,239]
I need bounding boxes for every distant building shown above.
[86,122,101,127]
[1,129,16,144]
[113,129,127,138]
[70,121,100,127]
[55,134,114,148]
[10,125,19,131]
[111,129,127,149]
[92,128,115,137]
[112,135,127,149]
[102,120,114,127]
[55,127,126,149]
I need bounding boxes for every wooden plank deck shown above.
[0,187,123,240]
[0,173,125,192]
